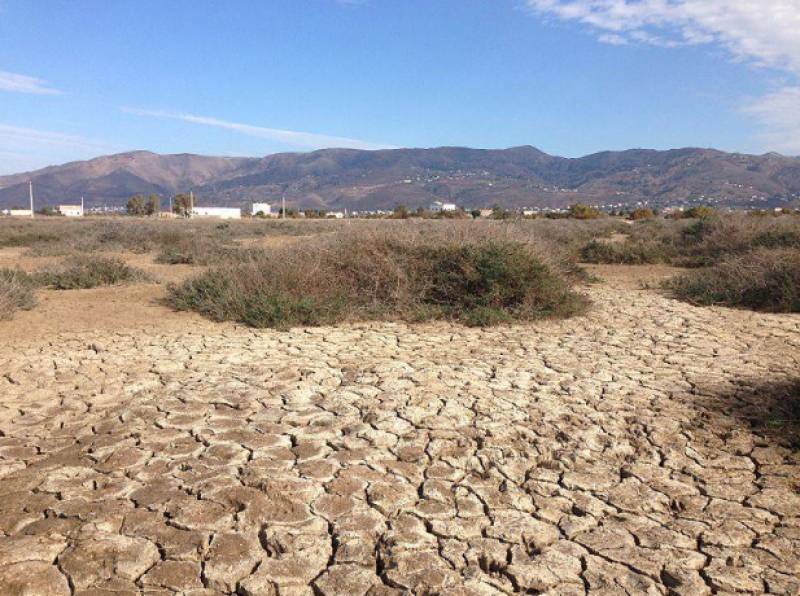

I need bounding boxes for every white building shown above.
[5,209,33,217]
[430,201,457,213]
[191,207,241,219]
[251,202,272,216]
[59,204,84,217]
[327,211,345,219]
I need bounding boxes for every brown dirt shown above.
[0,247,215,345]
[584,263,688,288]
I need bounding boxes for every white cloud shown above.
[122,107,397,151]
[0,123,110,152]
[741,86,800,154]
[0,124,114,174]
[525,1,800,153]
[0,70,61,95]
[525,1,800,70]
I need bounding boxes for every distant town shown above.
[2,187,796,221]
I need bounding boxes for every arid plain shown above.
[0,217,798,595]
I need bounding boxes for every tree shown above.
[173,194,192,216]
[490,205,510,220]
[629,207,655,220]
[145,194,160,216]
[392,205,409,219]
[470,209,481,219]
[126,195,146,216]
[568,203,603,220]
[683,206,715,219]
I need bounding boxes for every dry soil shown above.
[0,264,798,595]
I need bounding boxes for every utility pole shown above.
[81,196,84,216]
[169,195,172,214]
[282,194,286,220]
[29,181,34,218]
[189,191,194,218]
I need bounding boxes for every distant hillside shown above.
[0,151,257,209]
[2,146,800,211]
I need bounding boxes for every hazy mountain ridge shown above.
[2,146,799,210]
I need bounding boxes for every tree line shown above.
[126,194,192,216]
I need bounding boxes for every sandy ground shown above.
[0,247,213,344]
[0,264,798,594]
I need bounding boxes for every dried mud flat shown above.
[1,268,799,595]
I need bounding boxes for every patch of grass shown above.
[38,256,147,290]
[0,269,37,319]
[666,248,800,312]
[0,231,59,248]
[168,229,588,329]
[154,236,260,265]
[155,237,226,265]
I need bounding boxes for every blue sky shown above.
[1,0,799,174]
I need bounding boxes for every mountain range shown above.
[2,146,800,211]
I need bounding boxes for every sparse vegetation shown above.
[3,213,799,318]
[168,227,588,329]
[580,239,674,264]
[666,248,800,312]
[38,256,147,290]
[0,269,37,319]
[581,213,800,266]
[154,236,238,265]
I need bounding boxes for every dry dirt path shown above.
[0,268,799,595]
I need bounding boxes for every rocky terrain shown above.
[3,146,800,211]
[0,267,798,595]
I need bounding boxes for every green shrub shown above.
[629,208,656,220]
[682,206,716,219]
[0,269,37,319]
[168,230,588,329]
[580,239,673,264]
[666,248,800,312]
[38,256,147,290]
[419,241,586,320]
[568,204,604,220]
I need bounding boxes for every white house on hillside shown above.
[192,207,241,219]
[251,202,272,216]
[430,200,457,213]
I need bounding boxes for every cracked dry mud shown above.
[1,270,799,595]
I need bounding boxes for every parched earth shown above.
[1,268,799,595]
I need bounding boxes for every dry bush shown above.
[168,225,589,329]
[580,219,685,264]
[580,239,675,264]
[582,214,800,267]
[0,269,37,319]
[672,213,800,265]
[154,236,237,265]
[0,218,337,258]
[37,256,148,290]
[666,248,800,312]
